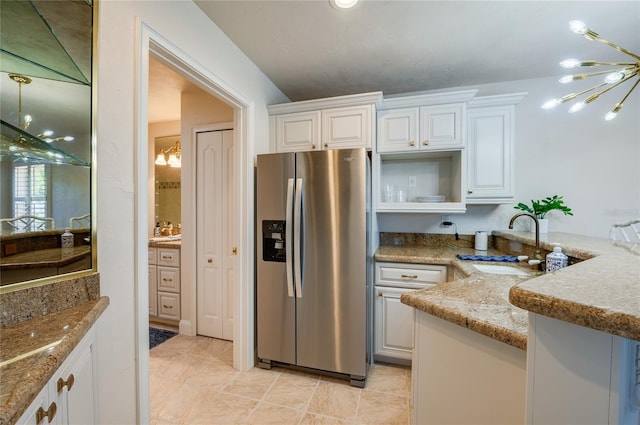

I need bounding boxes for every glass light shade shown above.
[568,101,586,113]
[560,59,581,68]
[569,20,588,34]
[559,75,574,84]
[330,0,358,9]
[605,111,618,121]
[155,154,167,165]
[167,154,181,167]
[42,130,54,137]
[604,72,624,84]
[541,98,562,109]
[63,136,74,141]
[23,115,32,124]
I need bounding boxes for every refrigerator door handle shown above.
[294,177,303,298]
[285,178,295,298]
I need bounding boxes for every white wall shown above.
[96,1,287,423]
[378,76,640,239]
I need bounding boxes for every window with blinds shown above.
[13,164,48,231]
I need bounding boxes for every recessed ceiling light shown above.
[330,0,358,9]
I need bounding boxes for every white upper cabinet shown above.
[466,93,526,204]
[377,90,476,153]
[269,92,382,153]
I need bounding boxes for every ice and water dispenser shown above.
[262,220,286,262]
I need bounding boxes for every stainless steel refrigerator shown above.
[256,148,370,387]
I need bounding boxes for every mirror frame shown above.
[0,0,98,293]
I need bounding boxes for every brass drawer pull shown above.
[408,141,415,147]
[162,255,173,260]
[163,304,173,309]
[57,374,75,393]
[36,402,57,424]
[162,278,172,282]
[401,274,418,279]
[324,143,329,148]
[311,143,316,149]
[378,291,383,297]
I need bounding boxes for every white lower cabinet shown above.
[374,286,416,361]
[18,326,98,425]
[148,246,181,323]
[526,313,640,425]
[374,262,446,363]
[412,311,526,425]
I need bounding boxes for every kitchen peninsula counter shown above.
[380,231,640,352]
[375,245,534,350]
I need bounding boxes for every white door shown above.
[196,129,235,340]
[374,286,415,361]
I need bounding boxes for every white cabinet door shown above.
[374,286,416,361]
[419,103,465,149]
[275,111,321,152]
[466,105,514,203]
[322,105,372,150]
[156,248,180,267]
[148,265,157,316]
[56,338,97,425]
[377,108,419,153]
[17,385,51,425]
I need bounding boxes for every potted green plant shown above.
[514,195,573,233]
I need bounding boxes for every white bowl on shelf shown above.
[414,195,445,203]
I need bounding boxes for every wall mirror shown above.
[154,135,182,233]
[0,0,96,288]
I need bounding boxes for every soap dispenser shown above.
[546,243,568,272]
[61,228,74,249]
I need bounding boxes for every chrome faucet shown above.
[508,213,544,265]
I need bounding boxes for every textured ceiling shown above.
[194,0,640,102]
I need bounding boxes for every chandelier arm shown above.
[583,73,639,103]
[614,77,640,106]
[594,37,640,61]
[562,81,608,102]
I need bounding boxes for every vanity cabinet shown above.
[374,262,446,363]
[466,93,526,204]
[18,326,98,425]
[377,103,465,153]
[148,246,181,322]
[268,92,382,153]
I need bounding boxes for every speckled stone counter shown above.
[501,231,640,342]
[375,245,535,350]
[0,274,108,425]
[148,238,181,248]
[0,246,90,271]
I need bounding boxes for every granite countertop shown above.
[382,231,640,353]
[502,231,640,342]
[148,237,181,248]
[375,245,535,350]
[0,246,91,271]
[0,273,107,425]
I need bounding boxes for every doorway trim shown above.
[135,20,255,424]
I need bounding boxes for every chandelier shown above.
[155,139,181,168]
[9,74,75,142]
[541,20,640,120]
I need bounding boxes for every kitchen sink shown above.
[472,264,532,277]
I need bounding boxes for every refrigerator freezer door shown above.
[295,149,368,378]
[256,153,296,365]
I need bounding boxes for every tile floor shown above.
[149,334,411,424]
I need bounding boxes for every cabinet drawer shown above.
[148,247,157,265]
[157,248,180,267]
[157,266,180,293]
[158,292,181,320]
[376,262,446,289]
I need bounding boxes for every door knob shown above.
[207,258,213,263]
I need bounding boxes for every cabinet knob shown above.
[324,143,329,148]
[408,141,415,147]
[400,274,418,279]
[422,140,429,146]
[467,190,473,194]
[36,402,57,424]
[57,374,75,393]
[378,291,383,297]
[207,258,213,263]
[232,247,238,255]
[311,144,316,149]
